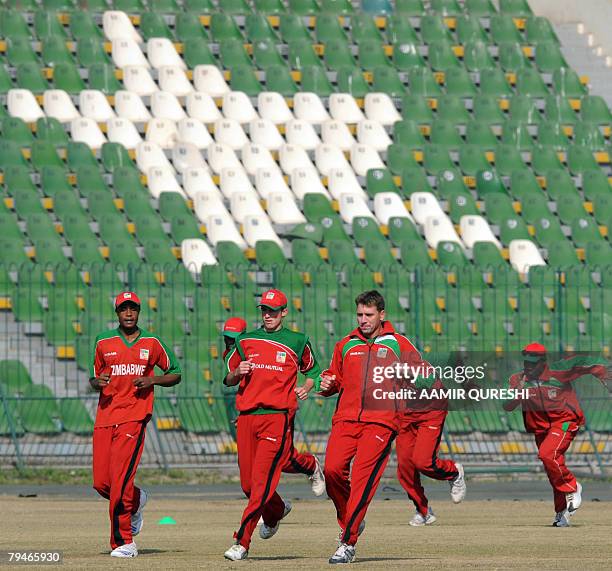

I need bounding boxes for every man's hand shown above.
[133,377,155,389]
[318,374,336,393]
[235,360,254,377]
[295,378,314,400]
[516,374,527,390]
[89,374,110,392]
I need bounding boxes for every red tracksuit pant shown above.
[283,411,316,476]
[234,412,292,549]
[396,411,459,516]
[534,424,579,512]
[92,419,147,549]
[324,420,396,546]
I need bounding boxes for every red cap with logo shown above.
[115,291,141,309]
[257,289,288,310]
[522,342,547,361]
[223,317,247,338]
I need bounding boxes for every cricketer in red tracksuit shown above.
[224,327,323,550]
[91,328,181,550]
[322,320,425,546]
[504,355,608,512]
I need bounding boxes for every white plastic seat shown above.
[293,92,330,124]
[150,91,186,121]
[114,90,151,123]
[459,215,502,249]
[158,66,193,96]
[107,117,142,149]
[241,143,277,176]
[79,90,116,122]
[181,238,217,277]
[374,192,412,225]
[243,214,282,247]
[279,144,314,174]
[219,166,256,199]
[357,120,392,151]
[248,119,284,151]
[186,92,222,124]
[329,93,365,123]
[267,192,306,225]
[42,89,79,123]
[257,92,293,124]
[509,239,546,274]
[172,142,207,174]
[410,192,445,226]
[230,191,266,224]
[112,38,149,68]
[338,192,374,224]
[70,117,106,149]
[327,167,367,201]
[136,141,174,174]
[103,11,142,42]
[193,65,230,97]
[194,191,231,222]
[321,120,356,151]
[285,119,321,151]
[147,166,185,198]
[8,89,45,123]
[147,38,185,70]
[122,66,159,97]
[145,118,178,149]
[222,91,258,124]
[290,167,330,200]
[315,144,350,176]
[7,89,44,123]
[364,92,401,126]
[255,166,291,200]
[350,143,385,177]
[183,168,219,200]
[177,117,213,149]
[205,214,246,249]
[207,142,241,173]
[424,215,462,249]
[213,118,248,151]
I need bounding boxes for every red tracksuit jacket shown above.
[322,321,431,430]
[507,355,608,433]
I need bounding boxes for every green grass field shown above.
[2,495,611,570]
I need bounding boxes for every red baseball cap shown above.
[257,289,288,310]
[115,291,141,309]
[223,317,247,338]
[522,342,547,361]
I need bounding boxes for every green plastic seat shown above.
[254,41,286,70]
[459,145,491,175]
[387,216,421,245]
[352,216,385,246]
[387,143,420,174]
[280,14,312,43]
[473,95,506,125]
[386,14,419,43]
[437,94,470,124]
[509,95,541,124]
[326,239,360,269]
[255,240,287,267]
[545,94,578,125]
[365,168,399,197]
[42,37,75,66]
[31,140,64,169]
[392,42,426,70]
[533,214,566,248]
[170,214,201,243]
[41,165,73,197]
[463,40,496,72]
[401,94,434,124]
[552,67,586,98]
[420,15,453,43]
[430,119,463,149]
[303,194,335,222]
[363,240,398,271]
[535,41,567,72]
[571,216,604,247]
[457,15,488,43]
[70,12,103,41]
[7,37,38,66]
[143,238,177,265]
[526,16,559,44]
[320,0,354,13]
[246,12,279,42]
[255,0,286,13]
[498,42,531,74]
[567,145,599,175]
[33,236,68,265]
[472,242,504,269]
[509,168,542,201]
[2,117,34,147]
[218,0,252,14]
[537,120,570,150]
[140,12,174,40]
[107,237,142,266]
[556,192,586,225]
[435,167,466,198]
[150,0,181,13]
[36,117,69,146]
[490,16,523,44]
[220,39,252,68]
[465,120,497,148]
[531,145,563,174]
[229,65,262,96]
[102,143,136,173]
[400,166,433,196]
[0,10,31,39]
[484,193,515,225]
[175,12,206,41]
[544,168,577,201]
[574,123,607,150]
[359,39,393,70]
[185,0,215,11]
[14,192,46,219]
[394,120,427,148]
[88,64,122,94]
[372,66,406,97]
[448,190,479,223]
[0,360,33,395]
[16,384,60,434]
[423,144,454,175]
[113,0,145,9]
[336,66,370,97]
[66,141,97,169]
[585,242,612,266]
[315,13,347,43]
[53,62,86,94]
[408,67,442,97]
[288,39,322,69]
[494,144,526,176]
[501,119,534,150]
[183,38,217,68]
[516,67,549,97]
[59,399,93,435]
[35,10,67,39]
[352,13,383,42]
[546,239,579,266]
[445,67,478,97]
[325,38,356,71]
[400,239,434,270]
[499,214,530,245]
[583,168,612,202]
[395,0,425,15]
[465,0,496,14]
[301,65,335,96]
[210,13,243,41]
[581,95,612,125]
[428,41,461,71]
[16,63,49,94]
[479,68,513,97]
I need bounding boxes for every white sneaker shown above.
[131,488,148,536]
[552,510,571,527]
[337,519,365,546]
[224,544,248,561]
[329,543,355,564]
[566,482,582,513]
[310,457,326,497]
[110,542,138,558]
[409,507,437,527]
[450,463,466,503]
[259,500,292,540]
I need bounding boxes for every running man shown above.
[504,343,609,527]
[222,289,325,561]
[320,290,427,564]
[90,292,181,558]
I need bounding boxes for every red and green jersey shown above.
[507,355,608,433]
[90,328,181,428]
[224,327,322,414]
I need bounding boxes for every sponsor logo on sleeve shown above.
[276,351,286,364]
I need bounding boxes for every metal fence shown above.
[0,261,610,473]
